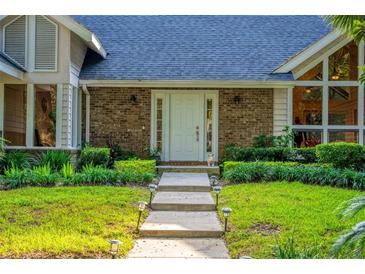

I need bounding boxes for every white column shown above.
[287,87,293,127]
[56,84,63,148]
[358,41,365,144]
[85,92,90,143]
[322,57,329,143]
[72,86,78,148]
[0,83,4,137]
[77,88,82,147]
[26,84,34,147]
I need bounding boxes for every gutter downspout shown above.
[82,84,90,143]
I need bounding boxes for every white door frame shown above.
[151,89,219,162]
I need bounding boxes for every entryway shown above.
[151,90,218,162]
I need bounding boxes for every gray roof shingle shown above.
[72,16,330,81]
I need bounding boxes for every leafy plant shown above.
[34,150,71,172]
[274,236,321,259]
[331,195,365,258]
[77,146,110,169]
[61,163,75,180]
[3,166,30,189]
[2,150,32,170]
[71,164,117,185]
[29,163,59,186]
[114,160,156,174]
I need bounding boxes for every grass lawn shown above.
[0,186,148,258]
[219,182,365,259]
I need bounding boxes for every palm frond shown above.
[359,66,365,84]
[323,15,365,33]
[336,195,365,220]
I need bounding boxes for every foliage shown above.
[331,195,365,258]
[223,161,365,190]
[1,150,32,170]
[316,142,365,170]
[3,167,30,189]
[0,186,148,258]
[118,168,155,183]
[114,160,156,174]
[274,236,321,259]
[60,163,75,180]
[220,182,364,258]
[0,137,6,161]
[252,135,277,148]
[29,164,59,186]
[252,126,294,148]
[107,141,138,168]
[34,150,71,172]
[284,147,317,164]
[77,146,110,169]
[70,164,118,185]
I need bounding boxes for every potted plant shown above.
[150,147,161,165]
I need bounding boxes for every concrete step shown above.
[157,165,220,176]
[158,172,211,192]
[128,238,229,258]
[151,192,216,211]
[140,211,223,238]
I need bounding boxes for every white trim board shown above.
[0,60,24,79]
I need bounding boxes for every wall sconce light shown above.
[130,95,137,103]
[305,87,312,94]
[234,96,241,105]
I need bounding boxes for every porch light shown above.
[109,239,122,259]
[233,95,241,105]
[222,207,232,232]
[210,175,218,186]
[148,184,158,206]
[130,95,137,103]
[213,186,222,209]
[136,201,147,232]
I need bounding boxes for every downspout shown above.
[82,84,90,143]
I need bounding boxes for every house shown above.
[0,15,364,162]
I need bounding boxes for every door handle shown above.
[196,126,199,142]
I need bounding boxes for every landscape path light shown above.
[136,201,147,232]
[213,186,222,209]
[210,175,218,186]
[222,207,232,232]
[148,184,158,206]
[109,239,122,259]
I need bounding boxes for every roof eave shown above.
[0,59,24,80]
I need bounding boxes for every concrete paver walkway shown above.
[128,172,229,258]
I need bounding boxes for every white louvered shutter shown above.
[4,16,26,67]
[35,16,57,71]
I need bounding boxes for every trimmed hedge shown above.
[114,160,156,174]
[223,145,317,164]
[316,142,365,170]
[78,146,110,169]
[223,162,365,190]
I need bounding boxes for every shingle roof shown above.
[72,16,330,81]
[0,51,26,72]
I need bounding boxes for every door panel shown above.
[170,94,201,160]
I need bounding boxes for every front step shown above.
[157,165,220,176]
[158,172,212,192]
[152,192,216,211]
[129,238,229,258]
[140,211,223,238]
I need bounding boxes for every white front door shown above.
[170,94,201,161]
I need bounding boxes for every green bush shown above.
[34,150,71,172]
[118,168,155,183]
[70,164,118,185]
[3,167,30,189]
[316,142,365,170]
[77,146,110,169]
[114,160,156,174]
[224,161,299,173]
[61,163,75,180]
[223,161,365,190]
[2,150,32,170]
[29,164,59,186]
[284,148,317,164]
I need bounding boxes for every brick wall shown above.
[218,88,273,157]
[84,87,273,159]
[87,87,151,157]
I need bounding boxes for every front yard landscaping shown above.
[0,186,148,258]
[219,181,365,258]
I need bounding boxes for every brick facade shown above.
[84,87,273,159]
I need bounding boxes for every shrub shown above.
[223,161,365,190]
[61,163,75,180]
[274,236,321,259]
[316,142,365,170]
[114,160,156,174]
[34,150,71,172]
[118,168,155,183]
[3,167,30,189]
[71,164,118,185]
[77,146,110,169]
[29,164,59,186]
[284,148,317,164]
[2,150,32,170]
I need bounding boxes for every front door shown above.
[170,94,201,161]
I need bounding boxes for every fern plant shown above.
[3,166,30,189]
[29,163,59,186]
[61,163,75,179]
[34,150,71,172]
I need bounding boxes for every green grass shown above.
[219,182,365,258]
[0,186,148,258]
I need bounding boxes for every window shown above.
[294,40,363,145]
[156,98,163,151]
[35,16,57,71]
[293,87,322,125]
[206,98,213,153]
[3,16,26,67]
[34,85,57,147]
[3,85,27,146]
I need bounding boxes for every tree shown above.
[323,16,365,83]
[324,16,365,258]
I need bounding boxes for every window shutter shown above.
[35,16,57,71]
[4,16,26,67]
